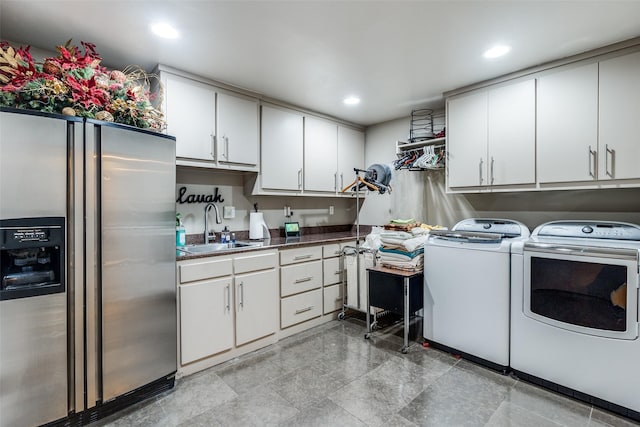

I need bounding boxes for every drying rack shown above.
[338,168,384,327]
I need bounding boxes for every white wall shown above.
[362,115,640,230]
[176,167,358,236]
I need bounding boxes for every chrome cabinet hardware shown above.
[295,306,313,315]
[605,144,615,178]
[588,145,597,178]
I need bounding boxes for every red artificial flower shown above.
[66,75,109,109]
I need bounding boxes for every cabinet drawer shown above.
[280,246,322,265]
[322,243,342,258]
[234,250,277,274]
[281,289,322,328]
[323,257,342,286]
[179,257,233,284]
[323,284,343,315]
[280,260,322,297]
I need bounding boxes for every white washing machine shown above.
[423,218,530,371]
[511,220,640,420]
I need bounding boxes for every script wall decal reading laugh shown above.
[176,186,225,204]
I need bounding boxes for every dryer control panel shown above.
[535,221,640,241]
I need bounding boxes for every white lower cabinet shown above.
[280,260,323,296]
[323,257,341,287]
[323,284,343,315]
[177,250,278,369]
[179,276,233,365]
[279,243,345,331]
[281,288,323,328]
[322,242,347,315]
[178,242,350,375]
[235,268,278,346]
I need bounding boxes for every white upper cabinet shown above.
[447,79,535,189]
[598,51,640,181]
[164,72,216,162]
[304,117,338,192]
[260,105,304,191]
[217,92,259,168]
[159,67,259,171]
[447,91,489,188]
[337,126,365,192]
[537,63,599,183]
[488,79,536,186]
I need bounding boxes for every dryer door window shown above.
[523,245,638,340]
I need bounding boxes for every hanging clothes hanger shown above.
[341,175,379,193]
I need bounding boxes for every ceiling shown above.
[1,1,639,127]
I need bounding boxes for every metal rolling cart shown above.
[338,245,379,322]
[338,166,390,325]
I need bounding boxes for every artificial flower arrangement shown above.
[0,39,165,131]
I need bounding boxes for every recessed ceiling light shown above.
[343,96,360,105]
[483,45,511,59]
[151,22,179,39]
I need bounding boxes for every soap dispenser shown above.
[176,213,186,247]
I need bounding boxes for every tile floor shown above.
[94,316,639,427]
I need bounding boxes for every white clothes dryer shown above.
[510,220,640,421]
[423,218,530,372]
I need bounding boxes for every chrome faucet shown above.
[204,203,222,244]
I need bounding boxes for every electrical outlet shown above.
[329,205,334,215]
[223,206,235,219]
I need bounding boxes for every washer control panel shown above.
[453,218,530,238]
[535,221,640,241]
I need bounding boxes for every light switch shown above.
[223,206,235,219]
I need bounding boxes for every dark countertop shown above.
[176,231,363,261]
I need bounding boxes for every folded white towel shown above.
[380,231,413,240]
[403,234,430,252]
[380,237,408,247]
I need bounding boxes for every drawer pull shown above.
[295,306,313,315]
[334,270,342,275]
[294,254,312,260]
[294,276,313,283]
[335,297,343,302]
[334,251,341,255]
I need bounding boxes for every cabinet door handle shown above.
[479,158,484,185]
[588,146,596,178]
[294,276,312,283]
[295,306,313,315]
[225,135,230,160]
[340,173,344,190]
[298,168,303,189]
[334,270,342,275]
[490,157,495,185]
[294,254,312,260]
[335,297,343,302]
[334,172,338,191]
[225,284,230,311]
[605,144,615,178]
[210,134,215,159]
[238,281,244,308]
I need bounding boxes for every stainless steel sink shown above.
[178,240,263,255]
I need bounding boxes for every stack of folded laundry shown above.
[378,219,436,272]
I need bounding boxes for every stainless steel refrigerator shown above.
[0,108,177,427]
